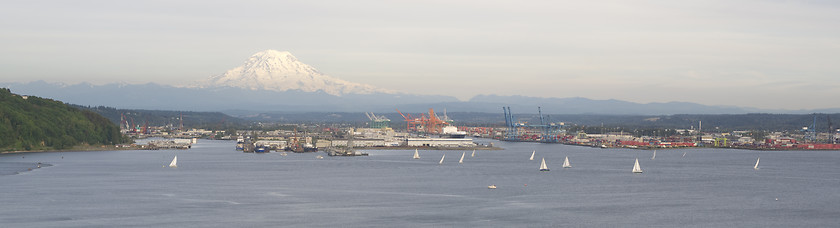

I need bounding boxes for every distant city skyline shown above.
[1,1,839,110]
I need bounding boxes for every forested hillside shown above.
[0,88,126,151]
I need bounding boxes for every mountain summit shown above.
[197,50,391,96]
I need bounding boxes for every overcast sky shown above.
[1,0,839,109]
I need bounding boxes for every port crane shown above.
[802,115,817,142]
[503,107,519,141]
[142,120,149,135]
[396,109,422,132]
[537,107,562,142]
[395,108,451,134]
[365,112,392,128]
[800,114,840,144]
[424,108,448,134]
[120,113,128,131]
[503,106,563,142]
[364,112,390,122]
[829,115,836,144]
[179,113,184,132]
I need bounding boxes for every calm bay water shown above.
[2,139,840,227]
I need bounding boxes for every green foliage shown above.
[0,88,127,151]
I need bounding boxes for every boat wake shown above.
[161,193,241,205]
[268,192,291,197]
[180,198,242,205]
[0,162,51,176]
[268,187,467,199]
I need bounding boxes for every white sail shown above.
[563,156,571,168]
[530,150,535,161]
[539,158,549,171]
[651,150,656,160]
[471,149,476,157]
[413,149,420,159]
[754,157,760,170]
[459,151,465,164]
[439,154,445,164]
[169,156,178,168]
[632,158,643,173]
[682,152,686,158]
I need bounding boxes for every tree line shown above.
[0,88,127,151]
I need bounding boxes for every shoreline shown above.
[489,138,840,152]
[0,145,141,155]
[352,146,503,151]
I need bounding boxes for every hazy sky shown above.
[2,0,839,109]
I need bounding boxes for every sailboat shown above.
[169,156,178,168]
[471,149,476,157]
[754,157,760,170]
[632,158,643,173]
[682,151,686,158]
[413,149,420,159]
[651,150,656,160]
[439,154,445,164]
[539,158,550,171]
[459,151,465,164]
[562,156,571,168]
[529,150,536,161]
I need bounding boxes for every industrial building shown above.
[328,139,401,148]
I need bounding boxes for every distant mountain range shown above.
[2,50,837,115]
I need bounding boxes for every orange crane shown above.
[129,117,136,133]
[396,109,423,132]
[423,108,448,134]
[396,108,451,134]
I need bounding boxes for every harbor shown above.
[144,139,194,150]
[111,107,840,154]
[3,139,839,227]
[225,110,500,154]
[450,107,840,151]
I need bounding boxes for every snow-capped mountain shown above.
[196,50,392,96]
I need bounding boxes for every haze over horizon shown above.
[2,1,839,110]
